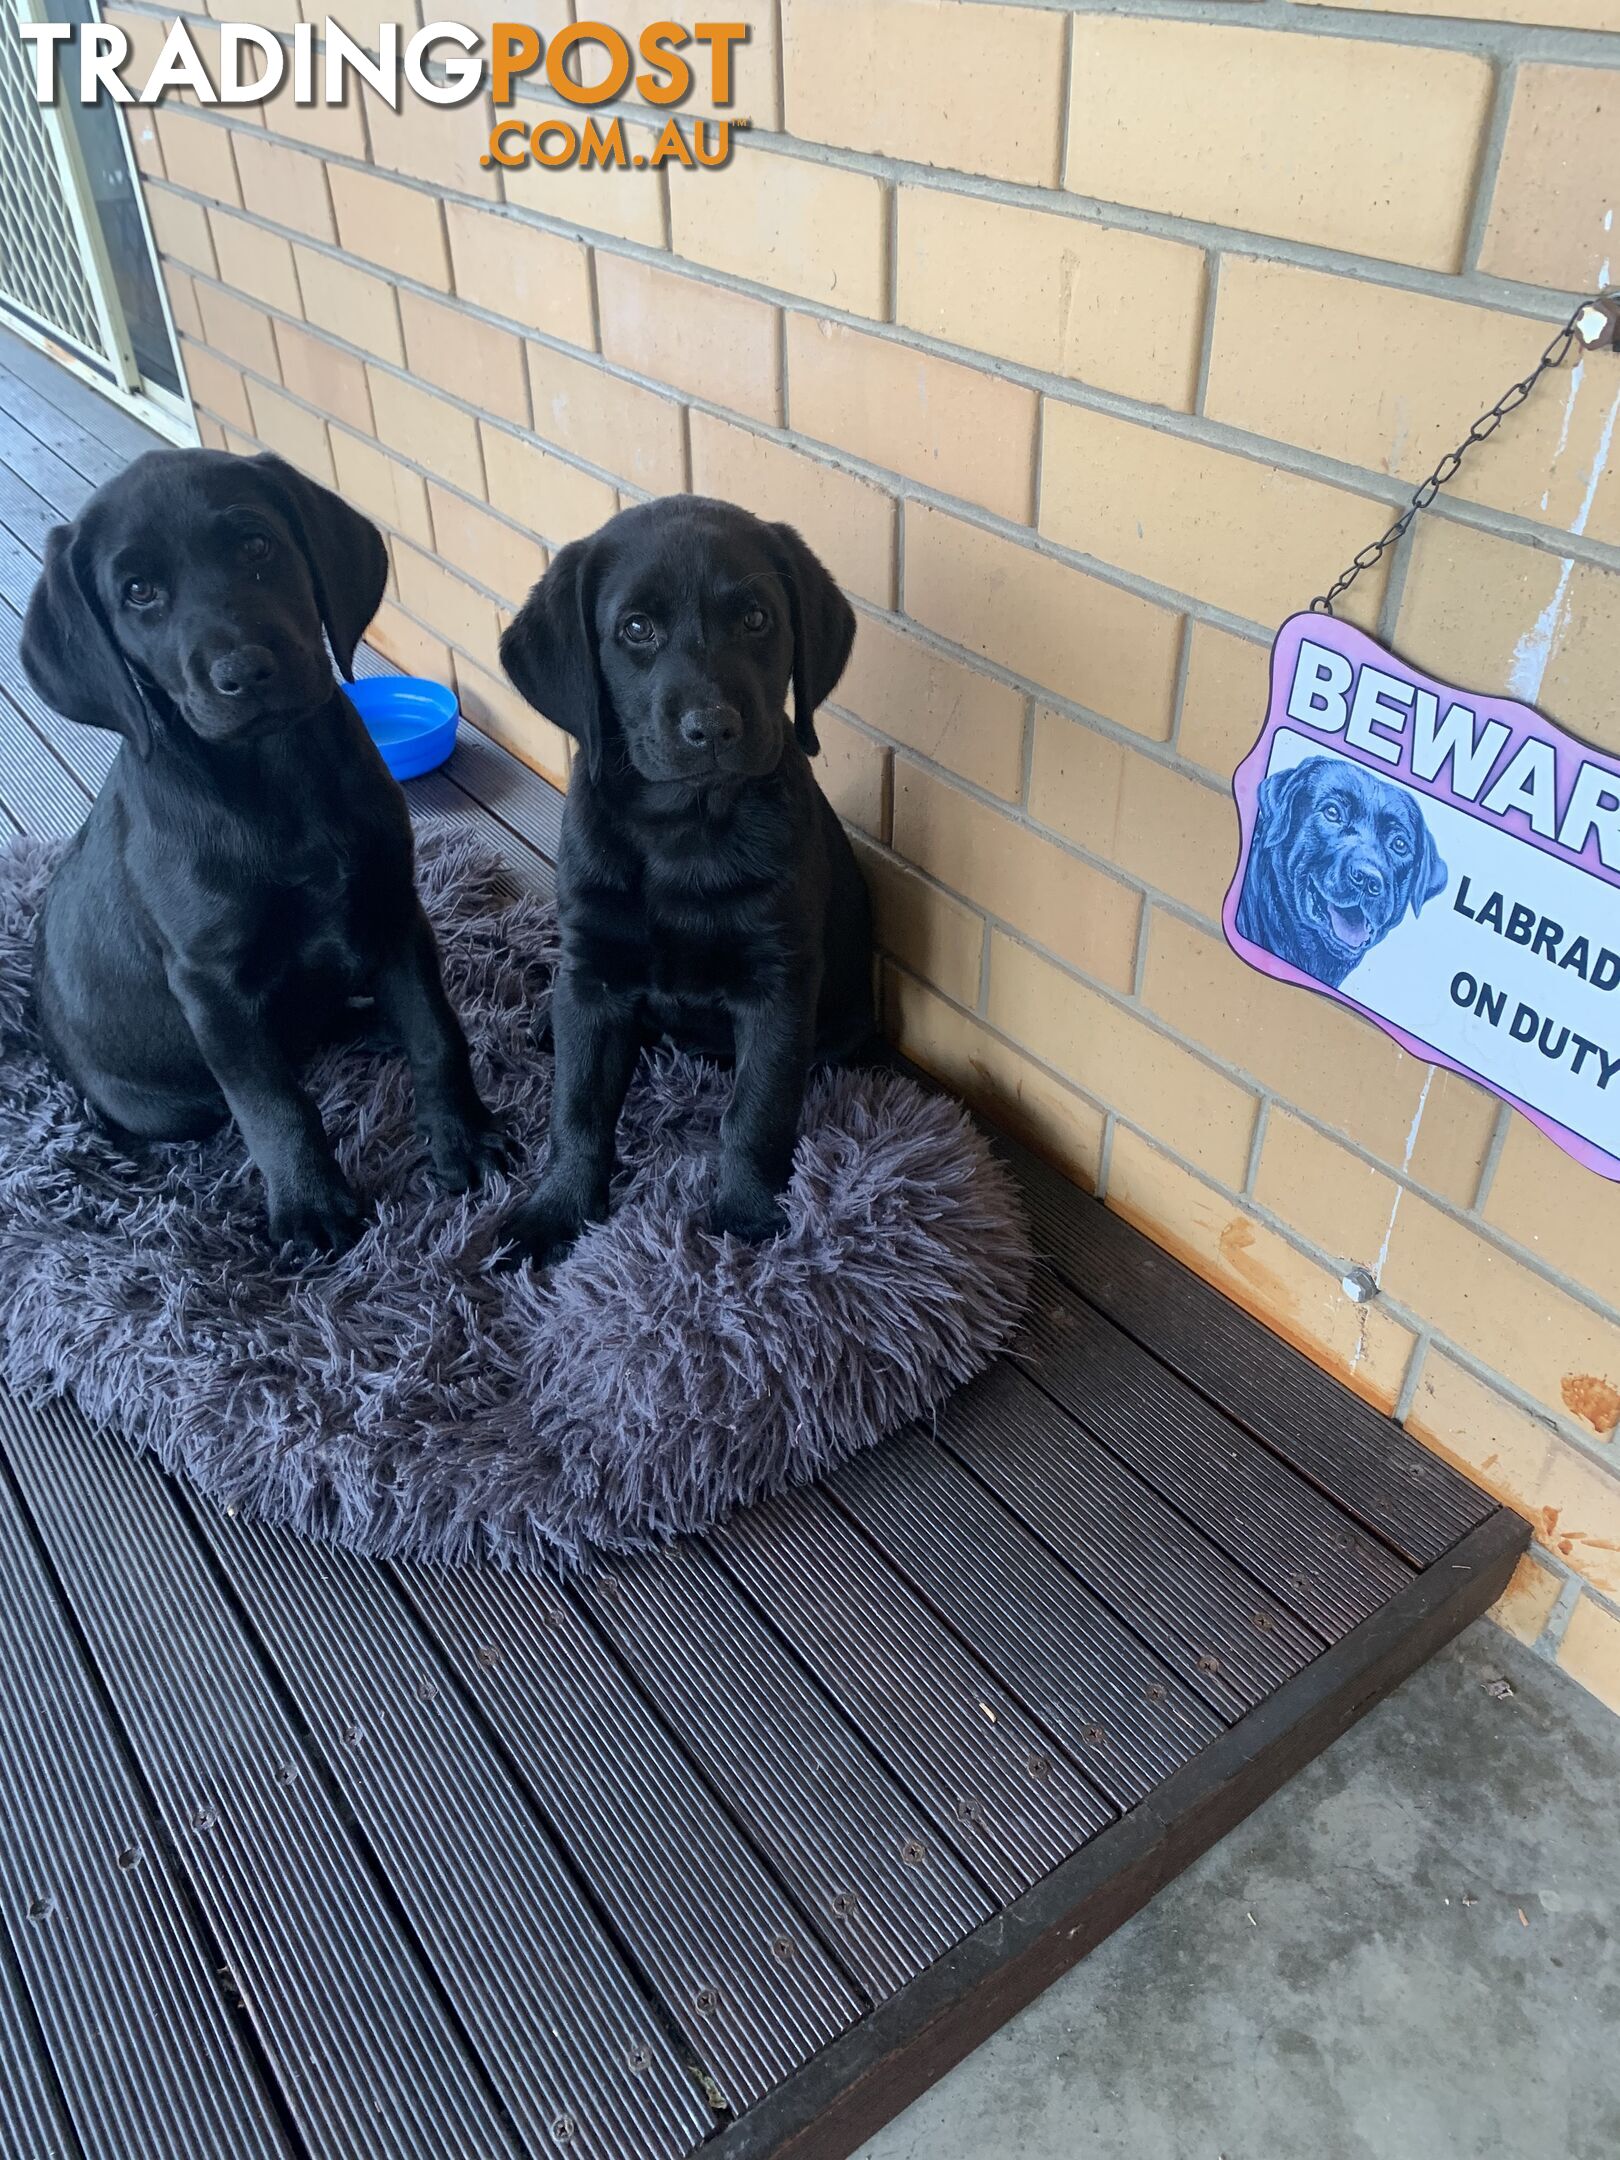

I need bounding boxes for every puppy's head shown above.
[1256,756,1447,965]
[21,449,387,755]
[500,496,855,787]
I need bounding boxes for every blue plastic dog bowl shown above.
[347,676,460,781]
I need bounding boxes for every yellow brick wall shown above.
[118,1,1620,1715]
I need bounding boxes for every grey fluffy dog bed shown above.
[0,828,1033,1568]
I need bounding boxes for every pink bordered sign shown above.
[1224,611,1620,1181]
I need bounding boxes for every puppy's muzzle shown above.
[677,703,743,752]
[207,645,279,700]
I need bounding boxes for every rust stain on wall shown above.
[1560,1373,1620,1436]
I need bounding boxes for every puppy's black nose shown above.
[209,646,278,698]
[678,704,742,750]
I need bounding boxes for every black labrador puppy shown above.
[498,494,874,1265]
[21,447,500,1253]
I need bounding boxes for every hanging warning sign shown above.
[1225,611,1620,1182]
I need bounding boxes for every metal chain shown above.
[1311,297,1608,614]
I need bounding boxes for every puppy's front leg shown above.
[375,904,503,1192]
[502,969,639,1267]
[169,962,361,1253]
[711,990,817,1243]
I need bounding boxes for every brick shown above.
[145,187,216,277]
[852,838,983,1008]
[1556,1593,1620,1714]
[787,318,1037,525]
[1298,0,1620,27]
[445,205,594,350]
[1142,911,1500,1187]
[426,484,546,609]
[244,380,335,488]
[691,413,896,608]
[152,110,240,206]
[991,939,1256,1188]
[526,344,684,494]
[205,210,299,315]
[1397,521,1620,760]
[162,265,202,345]
[1409,1352,1620,1594]
[397,291,528,426]
[783,0,1066,187]
[293,248,405,368]
[896,189,1206,412]
[362,83,499,198]
[895,765,1141,992]
[567,0,781,126]
[815,713,889,840]
[1178,622,1272,780]
[500,116,666,249]
[454,655,572,789]
[669,143,885,319]
[886,965,1107,1189]
[480,424,619,547]
[393,545,505,674]
[1029,710,1236,922]
[1066,20,1491,272]
[1206,259,1620,544]
[369,598,453,680]
[258,75,367,160]
[328,165,449,287]
[180,341,252,433]
[1384,1194,1620,1434]
[1106,1129,1416,1412]
[369,369,485,496]
[1489,1551,1564,1649]
[1040,402,1389,630]
[598,256,780,426]
[1481,66,1620,291]
[902,502,1183,737]
[196,415,229,453]
[232,134,334,244]
[1485,1121,1620,1317]
[195,284,279,380]
[330,431,433,549]
[203,0,298,29]
[834,612,1025,801]
[1253,1112,1400,1264]
[273,321,373,435]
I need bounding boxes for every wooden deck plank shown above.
[0,1414,290,2160]
[1001,1138,1495,1566]
[0,690,90,838]
[186,1504,715,2160]
[710,1492,1116,1903]
[0,1393,524,2160]
[0,368,135,489]
[0,1943,76,2160]
[0,330,162,463]
[578,1543,998,2002]
[1018,1280,1413,1636]
[403,1564,865,2115]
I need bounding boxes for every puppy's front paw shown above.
[268,1173,365,1257]
[423,1105,512,1193]
[495,1184,596,1271]
[709,1180,790,1245]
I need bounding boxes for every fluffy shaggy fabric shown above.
[0,829,1032,1569]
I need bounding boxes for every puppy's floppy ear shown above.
[21,519,154,757]
[769,521,854,756]
[1407,816,1448,918]
[247,452,387,680]
[500,538,605,779]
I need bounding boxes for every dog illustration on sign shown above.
[1236,756,1448,989]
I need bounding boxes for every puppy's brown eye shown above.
[741,604,770,634]
[620,614,656,646]
[122,577,158,608]
[241,533,272,563]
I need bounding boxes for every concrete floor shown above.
[853,1622,1619,2160]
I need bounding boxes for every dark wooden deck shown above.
[0,326,1527,2160]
